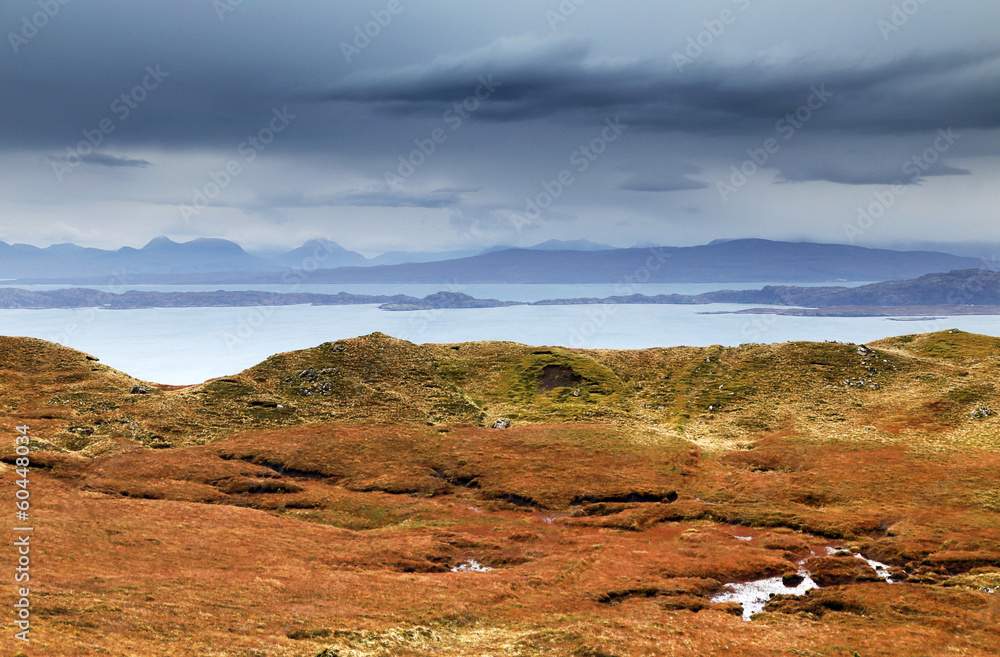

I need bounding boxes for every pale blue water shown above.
[0,301,993,384]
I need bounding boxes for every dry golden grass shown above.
[0,330,999,655]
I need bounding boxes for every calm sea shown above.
[1,283,992,385]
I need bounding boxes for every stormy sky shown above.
[1,0,998,254]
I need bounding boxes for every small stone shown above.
[782,572,804,587]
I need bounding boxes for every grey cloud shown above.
[776,163,972,186]
[617,162,709,192]
[256,187,470,210]
[50,152,152,169]
[307,38,1000,134]
[770,141,974,186]
[0,0,998,251]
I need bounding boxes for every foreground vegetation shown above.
[1,330,998,655]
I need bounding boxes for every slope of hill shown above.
[1,331,998,656]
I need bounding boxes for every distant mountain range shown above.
[0,236,281,280]
[296,240,987,285]
[0,236,619,281]
[2,237,989,285]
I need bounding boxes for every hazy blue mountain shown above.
[367,249,482,266]
[481,239,614,255]
[0,236,283,279]
[274,239,367,268]
[5,238,988,285]
[374,240,615,264]
[289,239,986,284]
[529,239,614,251]
[118,237,282,274]
[874,240,1000,261]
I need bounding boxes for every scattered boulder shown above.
[782,572,805,587]
[971,407,992,419]
[492,418,511,429]
[857,345,874,356]
[130,385,149,395]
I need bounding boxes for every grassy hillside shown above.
[0,330,998,656]
[4,329,997,454]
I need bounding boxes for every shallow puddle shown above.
[451,559,492,572]
[710,563,818,620]
[714,546,896,620]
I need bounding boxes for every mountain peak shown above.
[530,239,614,251]
[141,236,179,250]
[275,239,367,268]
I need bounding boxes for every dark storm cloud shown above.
[1,0,998,251]
[306,38,1000,135]
[5,27,997,155]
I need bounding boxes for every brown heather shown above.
[1,329,999,655]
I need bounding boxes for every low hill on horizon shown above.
[3,267,997,314]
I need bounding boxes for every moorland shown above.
[1,329,998,656]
